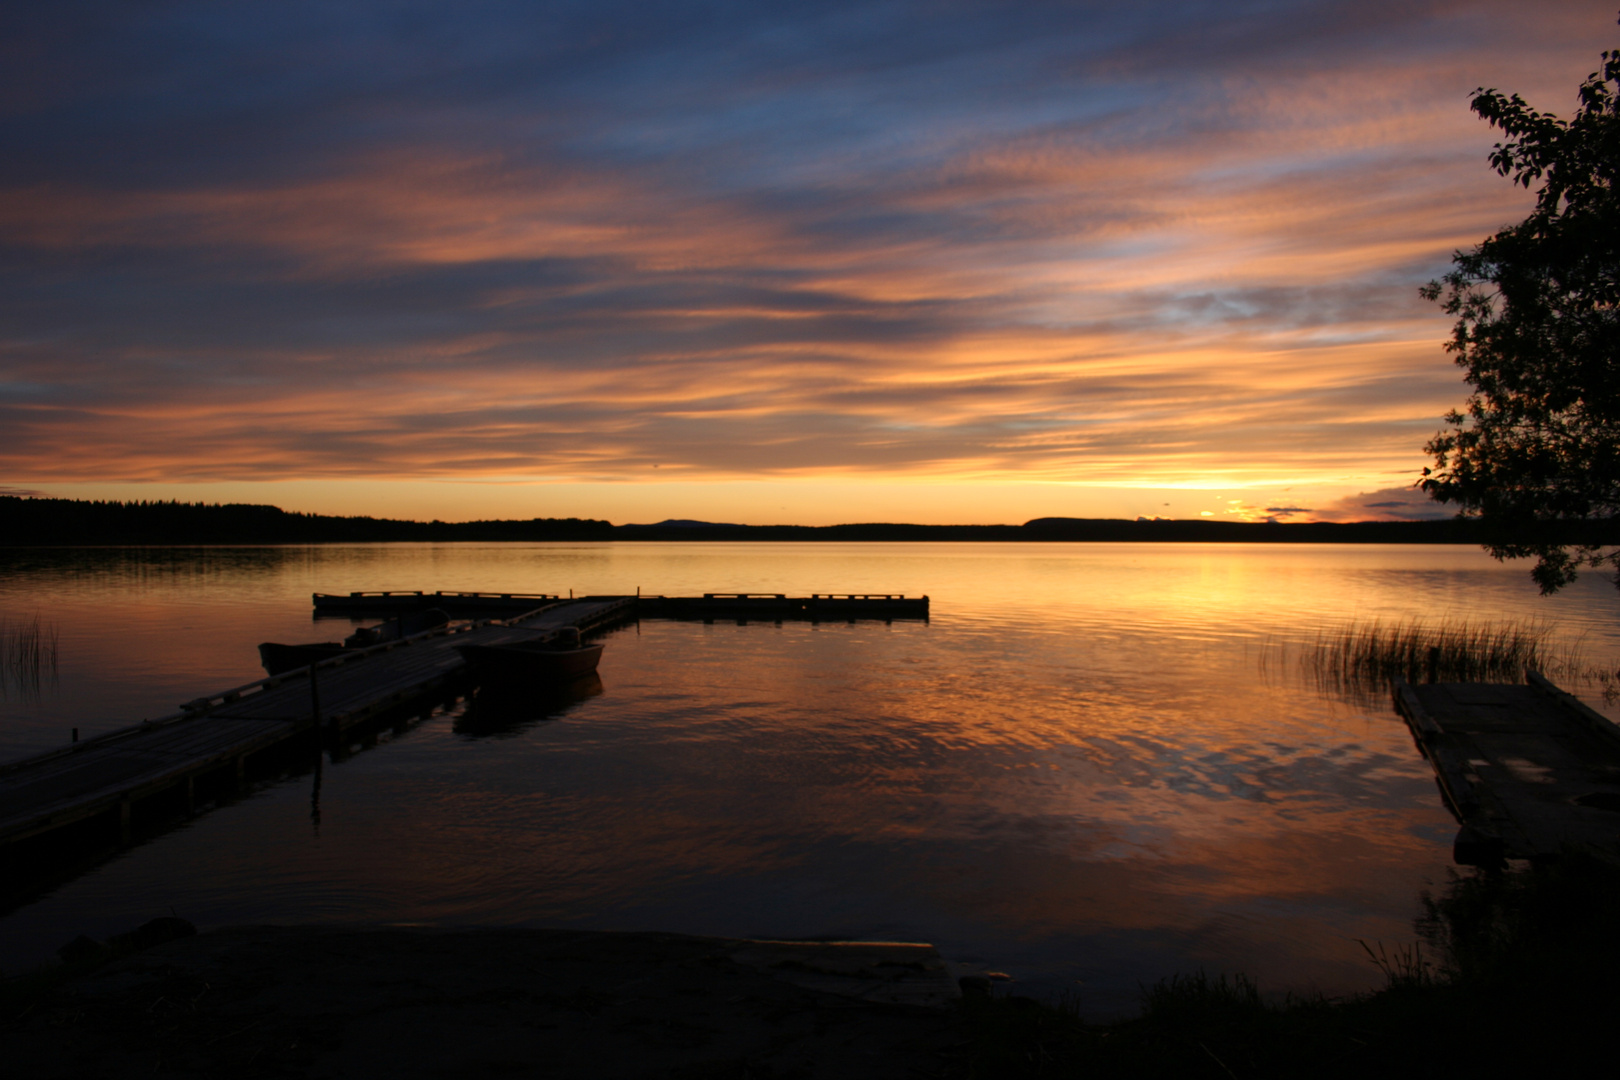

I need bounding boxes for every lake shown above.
[1,542,1616,1016]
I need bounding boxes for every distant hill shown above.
[625,519,744,529]
[1018,516,1483,542]
[2,496,1613,546]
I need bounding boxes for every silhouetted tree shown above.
[1421,31,1620,592]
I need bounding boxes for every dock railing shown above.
[809,593,910,600]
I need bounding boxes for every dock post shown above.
[186,775,195,816]
[118,796,132,845]
[310,749,323,834]
[310,662,323,730]
[1426,646,1440,684]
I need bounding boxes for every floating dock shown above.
[639,592,928,621]
[315,591,930,621]
[1394,672,1620,865]
[0,598,633,851]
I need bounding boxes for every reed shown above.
[0,613,59,696]
[1271,616,1618,703]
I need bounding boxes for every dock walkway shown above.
[1394,672,1620,864]
[0,598,633,850]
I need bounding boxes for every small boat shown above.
[258,608,454,676]
[257,641,347,676]
[455,628,603,685]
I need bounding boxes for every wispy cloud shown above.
[0,0,1611,502]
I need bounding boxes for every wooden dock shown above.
[638,593,929,621]
[1394,672,1620,865]
[0,598,634,851]
[0,587,928,855]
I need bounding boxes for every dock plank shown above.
[1395,676,1620,863]
[0,720,298,842]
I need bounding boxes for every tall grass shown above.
[0,614,59,697]
[1263,616,1618,703]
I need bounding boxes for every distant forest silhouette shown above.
[6,495,1618,546]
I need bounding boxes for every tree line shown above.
[4,496,1616,546]
[0,497,614,544]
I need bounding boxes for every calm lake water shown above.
[2,542,1616,1016]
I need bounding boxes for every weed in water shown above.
[0,614,59,699]
[1261,616,1618,705]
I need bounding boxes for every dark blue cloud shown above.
[0,1,1476,186]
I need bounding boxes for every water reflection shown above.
[309,741,324,836]
[455,674,605,738]
[0,545,312,587]
[0,543,1616,1016]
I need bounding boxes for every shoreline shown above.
[10,858,1620,1079]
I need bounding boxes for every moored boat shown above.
[454,629,604,685]
[258,608,454,675]
[257,641,347,676]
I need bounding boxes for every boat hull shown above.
[455,641,604,684]
[258,641,346,676]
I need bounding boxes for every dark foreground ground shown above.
[3,926,965,1079]
[6,859,1620,1078]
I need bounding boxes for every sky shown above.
[1,1,1613,525]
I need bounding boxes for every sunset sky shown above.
[1,2,1612,525]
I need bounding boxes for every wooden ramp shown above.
[0,598,634,850]
[1394,672,1620,864]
